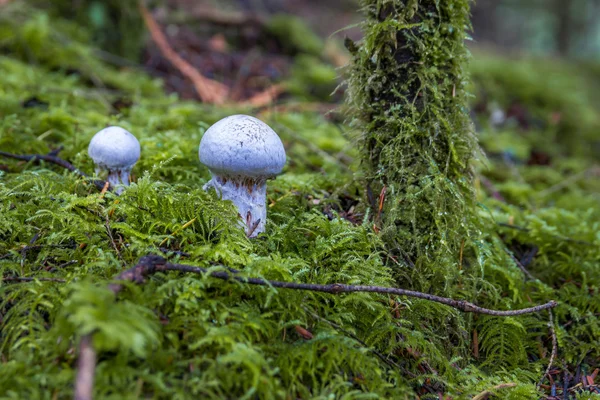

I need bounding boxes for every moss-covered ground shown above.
[0,2,599,399]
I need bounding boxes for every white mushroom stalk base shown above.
[97,167,131,195]
[205,175,268,237]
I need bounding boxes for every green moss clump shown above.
[345,0,481,277]
[0,2,599,399]
[266,14,324,56]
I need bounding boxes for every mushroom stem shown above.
[119,169,131,187]
[106,170,129,195]
[107,170,120,188]
[205,175,267,237]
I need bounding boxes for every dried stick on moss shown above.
[0,151,108,191]
[538,311,558,388]
[74,255,558,400]
[2,276,66,283]
[74,335,96,400]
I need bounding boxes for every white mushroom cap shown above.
[199,115,286,178]
[88,126,140,171]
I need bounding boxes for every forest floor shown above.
[0,1,599,399]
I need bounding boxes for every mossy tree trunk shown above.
[346,0,480,288]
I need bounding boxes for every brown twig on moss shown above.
[74,255,558,400]
[74,335,96,400]
[0,151,108,191]
[2,276,66,283]
[538,310,558,389]
[0,243,78,260]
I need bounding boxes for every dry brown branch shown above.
[2,276,66,283]
[538,310,558,388]
[139,1,228,104]
[0,243,77,260]
[126,256,558,315]
[74,256,557,400]
[105,215,124,264]
[74,335,96,400]
[0,151,108,191]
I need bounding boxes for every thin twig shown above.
[74,255,558,400]
[538,310,558,388]
[47,260,78,272]
[0,151,107,191]
[0,244,77,260]
[157,247,190,257]
[105,215,124,264]
[74,335,96,400]
[47,146,64,157]
[504,247,536,281]
[113,255,558,316]
[0,151,85,175]
[2,276,66,283]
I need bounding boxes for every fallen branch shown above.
[74,335,96,400]
[505,248,536,281]
[538,310,558,389]
[2,276,66,283]
[0,243,77,260]
[139,1,228,104]
[74,255,558,400]
[0,151,107,191]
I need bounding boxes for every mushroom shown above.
[88,126,140,194]
[199,115,286,237]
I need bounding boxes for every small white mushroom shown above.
[199,115,286,237]
[88,126,140,194]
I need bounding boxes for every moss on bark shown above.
[346,0,480,276]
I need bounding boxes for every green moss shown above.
[266,14,324,56]
[470,52,600,158]
[0,2,599,399]
[345,0,480,271]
